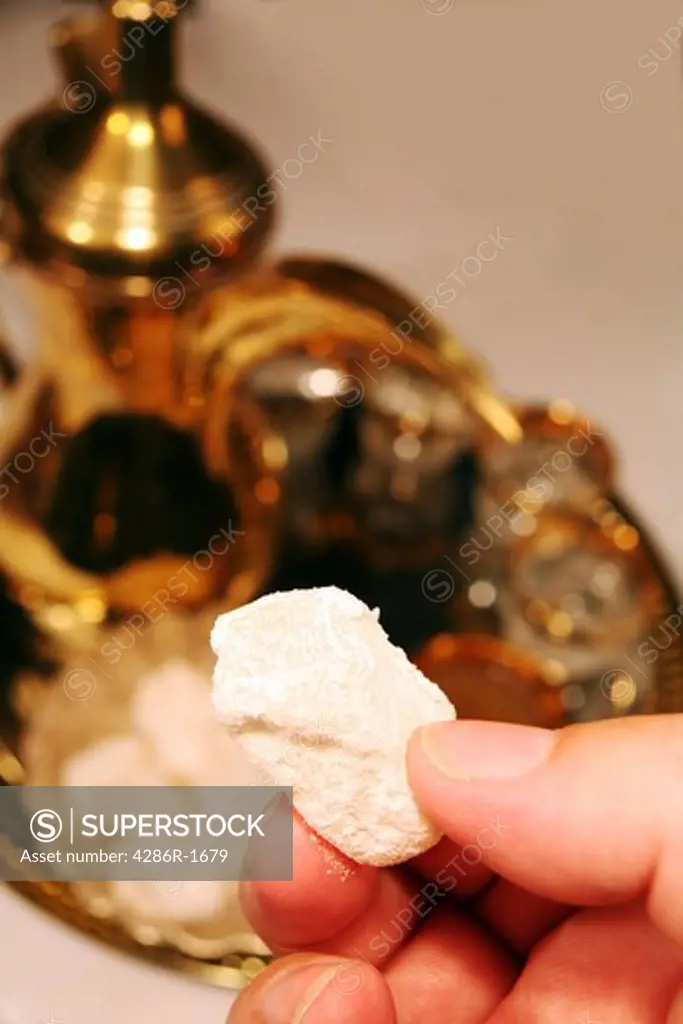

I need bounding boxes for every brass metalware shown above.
[509,504,660,649]
[478,399,615,520]
[1,1,273,291]
[0,0,281,988]
[7,874,270,991]
[191,258,516,487]
[0,0,283,684]
[414,633,566,728]
[512,402,614,486]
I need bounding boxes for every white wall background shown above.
[0,0,682,1019]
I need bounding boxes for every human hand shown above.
[229,716,683,1022]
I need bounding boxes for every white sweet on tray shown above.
[51,659,267,959]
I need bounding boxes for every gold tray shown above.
[7,876,269,990]
[2,495,682,989]
[0,252,678,995]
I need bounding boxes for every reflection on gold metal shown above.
[479,400,615,516]
[414,633,565,728]
[195,257,522,452]
[188,258,523,511]
[6,875,265,991]
[606,671,637,711]
[0,0,282,626]
[1,1,272,291]
[0,1,280,985]
[546,610,574,640]
[468,580,497,609]
[613,523,640,552]
[0,747,24,785]
[515,401,614,484]
[510,507,661,650]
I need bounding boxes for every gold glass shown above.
[478,400,615,524]
[414,633,565,728]
[509,507,658,650]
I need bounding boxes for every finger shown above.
[384,906,517,1023]
[228,953,396,1023]
[410,835,494,900]
[407,716,683,944]
[249,822,495,951]
[241,815,377,947]
[474,880,572,954]
[668,986,683,1023]
[306,868,424,965]
[488,903,683,1024]
[244,817,428,966]
[245,818,503,979]
[261,868,429,968]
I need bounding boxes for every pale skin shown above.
[229,716,683,1022]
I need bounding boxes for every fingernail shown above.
[419,720,558,781]
[256,962,348,1024]
[292,964,345,1023]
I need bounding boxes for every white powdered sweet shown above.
[210,586,456,867]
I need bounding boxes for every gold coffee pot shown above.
[0,0,283,682]
[2,0,274,287]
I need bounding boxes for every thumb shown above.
[407,716,683,945]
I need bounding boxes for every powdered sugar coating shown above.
[210,586,456,867]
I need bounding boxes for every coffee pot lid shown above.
[0,1,275,294]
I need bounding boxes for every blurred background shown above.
[0,0,682,1021]
[1,0,683,575]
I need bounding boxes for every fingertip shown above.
[409,716,683,917]
[242,815,378,948]
[406,720,561,845]
[320,959,397,1020]
[409,720,557,785]
[410,835,493,899]
[229,954,396,1023]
